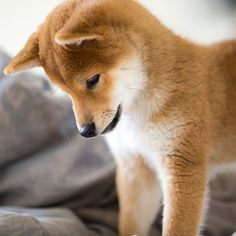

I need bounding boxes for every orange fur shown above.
[4,0,236,235]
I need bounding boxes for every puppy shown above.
[4,0,236,235]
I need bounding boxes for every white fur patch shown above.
[97,55,147,133]
[110,56,146,111]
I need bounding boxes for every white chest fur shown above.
[105,114,181,168]
[106,116,148,156]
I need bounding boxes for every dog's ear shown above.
[55,31,101,46]
[3,32,41,75]
[55,10,106,46]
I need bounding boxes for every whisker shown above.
[106,109,117,112]
[126,87,146,92]
[120,67,143,71]
[106,110,117,114]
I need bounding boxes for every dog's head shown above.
[4,0,148,138]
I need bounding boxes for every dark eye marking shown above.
[86,74,100,89]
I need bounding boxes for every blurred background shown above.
[0,1,236,236]
[0,0,60,55]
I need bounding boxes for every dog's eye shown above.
[87,74,100,89]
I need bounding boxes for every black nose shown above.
[79,123,97,138]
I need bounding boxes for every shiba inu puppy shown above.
[3,0,236,235]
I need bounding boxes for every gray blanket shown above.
[0,49,236,236]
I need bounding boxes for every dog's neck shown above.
[125,17,204,122]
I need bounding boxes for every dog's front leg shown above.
[116,155,161,236]
[158,147,207,236]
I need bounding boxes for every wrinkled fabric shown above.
[0,49,236,236]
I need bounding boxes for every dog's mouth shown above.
[102,105,121,135]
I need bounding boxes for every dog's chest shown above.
[106,120,146,155]
[105,116,175,163]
